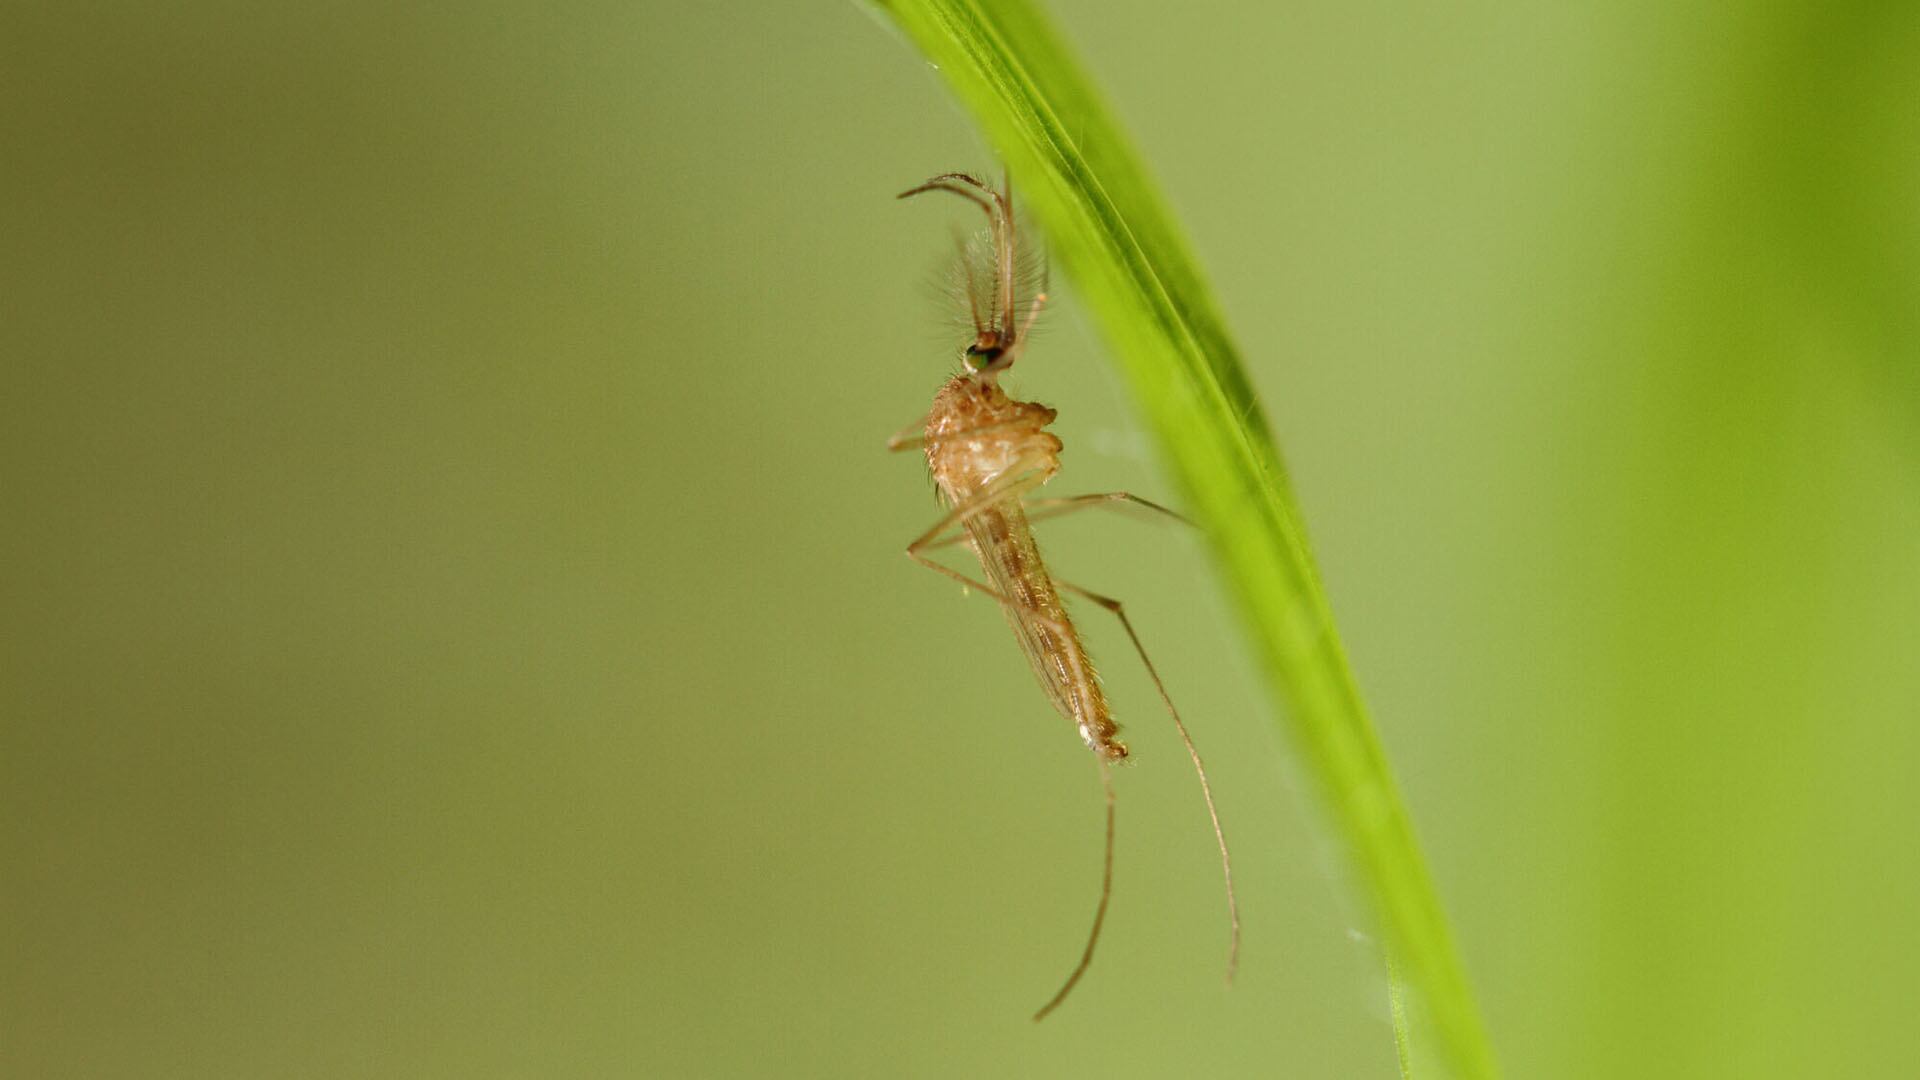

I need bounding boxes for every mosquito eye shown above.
[964,344,1005,371]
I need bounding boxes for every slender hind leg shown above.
[914,491,1192,557]
[901,468,1065,632]
[1031,756,1115,1022]
[1020,491,1192,529]
[1057,579,1241,984]
[886,415,1057,453]
[904,475,1106,767]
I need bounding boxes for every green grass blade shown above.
[869,2,1499,1075]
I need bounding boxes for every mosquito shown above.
[887,172,1239,1021]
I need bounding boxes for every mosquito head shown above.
[902,172,1031,376]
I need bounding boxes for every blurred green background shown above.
[3,3,1916,1077]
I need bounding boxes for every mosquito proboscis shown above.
[887,171,1240,1021]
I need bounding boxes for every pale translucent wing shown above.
[964,503,1109,738]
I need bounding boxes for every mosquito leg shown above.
[903,469,1072,640]
[994,292,1050,370]
[1032,755,1115,1022]
[898,172,996,206]
[907,468,1112,786]
[913,491,1189,555]
[887,415,1048,453]
[1021,491,1193,529]
[915,531,973,554]
[1056,579,1240,985]
[906,547,1065,636]
[884,414,931,452]
[954,227,986,333]
[1016,292,1047,342]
